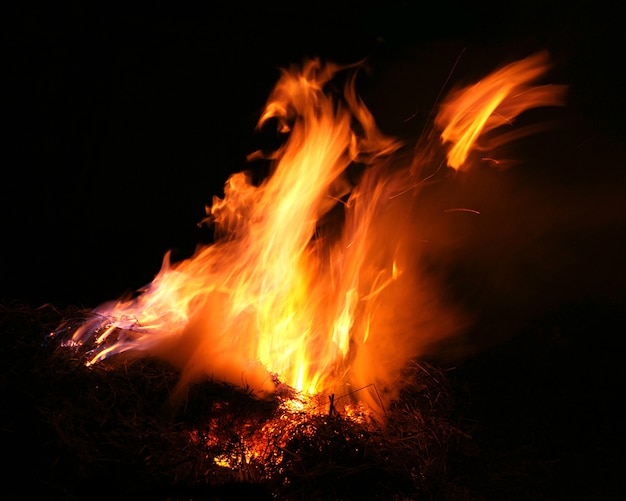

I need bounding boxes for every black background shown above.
[2,3,626,498]
[3,1,625,311]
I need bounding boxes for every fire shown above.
[437,51,566,170]
[67,52,566,414]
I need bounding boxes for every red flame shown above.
[69,52,566,414]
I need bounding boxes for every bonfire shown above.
[11,51,570,499]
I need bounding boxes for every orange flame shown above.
[69,52,566,414]
[437,51,567,170]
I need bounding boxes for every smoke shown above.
[350,45,626,366]
[414,118,626,363]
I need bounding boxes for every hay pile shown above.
[4,298,621,499]
[1,302,478,500]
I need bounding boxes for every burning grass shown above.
[1,301,478,500]
[3,296,624,500]
[2,55,570,500]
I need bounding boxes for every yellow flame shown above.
[71,53,566,414]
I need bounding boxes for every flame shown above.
[68,52,566,414]
[437,51,567,170]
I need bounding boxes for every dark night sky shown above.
[2,1,625,310]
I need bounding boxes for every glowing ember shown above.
[66,52,566,414]
[206,391,372,472]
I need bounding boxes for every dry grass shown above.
[1,299,622,500]
[0,302,481,500]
